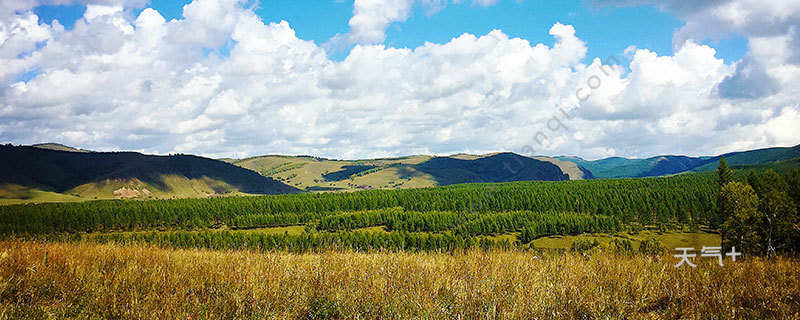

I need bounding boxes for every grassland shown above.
[0,145,299,205]
[1,240,798,319]
[532,229,721,251]
[227,154,437,192]
[0,175,256,205]
[0,185,85,206]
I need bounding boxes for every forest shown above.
[1,163,798,255]
[0,172,717,234]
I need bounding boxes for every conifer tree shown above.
[720,182,762,255]
[716,156,734,228]
[717,156,733,189]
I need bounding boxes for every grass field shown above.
[226,154,438,192]
[0,185,85,206]
[0,175,259,205]
[532,229,721,251]
[1,240,798,319]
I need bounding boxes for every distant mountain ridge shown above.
[226,144,800,191]
[557,144,800,179]
[225,152,577,192]
[3,142,798,203]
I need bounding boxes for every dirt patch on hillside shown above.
[113,187,152,199]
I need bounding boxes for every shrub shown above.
[638,237,666,256]
[306,295,339,320]
[570,238,600,253]
[606,238,634,256]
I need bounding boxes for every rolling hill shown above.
[557,144,800,179]
[3,142,798,202]
[226,152,574,191]
[413,153,568,184]
[690,144,800,172]
[30,142,92,153]
[227,144,800,191]
[0,144,300,204]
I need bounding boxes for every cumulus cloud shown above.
[583,0,800,156]
[347,0,415,44]
[332,0,504,47]
[0,0,798,160]
[595,0,800,100]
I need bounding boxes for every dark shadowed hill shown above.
[0,145,300,201]
[413,153,569,185]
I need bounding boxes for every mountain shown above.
[227,152,574,191]
[558,144,800,179]
[691,144,800,172]
[557,155,708,179]
[30,143,91,153]
[532,156,594,180]
[0,145,300,204]
[4,142,798,203]
[225,154,438,191]
[413,153,568,184]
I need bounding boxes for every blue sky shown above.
[32,0,748,64]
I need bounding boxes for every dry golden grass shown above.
[1,240,799,319]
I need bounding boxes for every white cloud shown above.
[0,0,798,160]
[333,0,505,47]
[596,0,800,101]
[348,0,415,44]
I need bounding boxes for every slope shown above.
[413,153,569,185]
[0,145,300,203]
[228,152,574,191]
[558,144,800,179]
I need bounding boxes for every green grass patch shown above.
[533,230,720,251]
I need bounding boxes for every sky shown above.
[0,0,798,160]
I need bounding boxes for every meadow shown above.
[1,240,799,319]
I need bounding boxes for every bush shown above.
[306,295,339,320]
[606,238,634,256]
[570,238,600,253]
[638,237,666,256]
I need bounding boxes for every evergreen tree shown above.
[759,189,798,256]
[717,156,733,189]
[785,169,800,206]
[715,156,734,228]
[746,171,764,196]
[720,182,762,256]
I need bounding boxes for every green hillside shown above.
[4,143,798,204]
[30,143,91,153]
[412,153,568,184]
[0,145,300,204]
[691,144,800,172]
[227,152,576,191]
[558,144,800,179]
[225,154,437,191]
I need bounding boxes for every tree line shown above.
[0,173,720,235]
[315,207,620,238]
[87,230,514,253]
